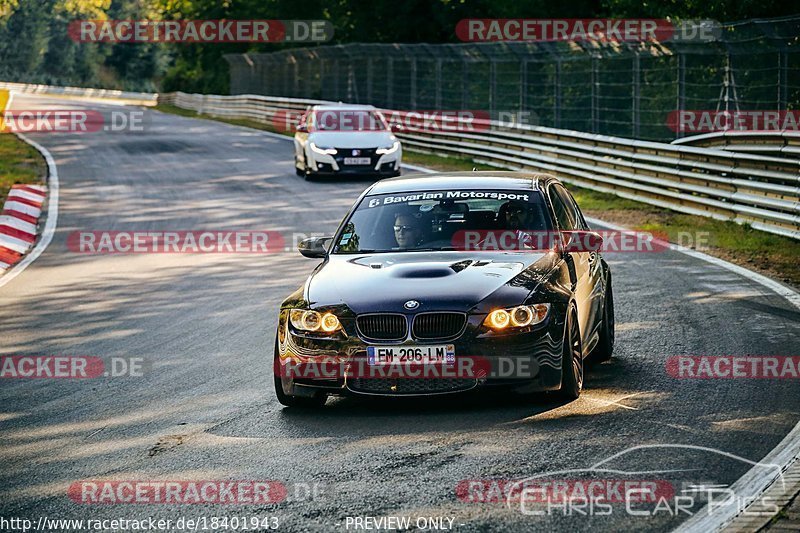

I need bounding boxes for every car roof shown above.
[367,171,561,195]
[312,104,377,111]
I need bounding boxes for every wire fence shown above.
[225,15,800,142]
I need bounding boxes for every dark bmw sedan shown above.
[274,172,615,407]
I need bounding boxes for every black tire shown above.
[589,278,615,363]
[273,341,327,408]
[295,151,306,176]
[557,307,583,401]
[295,154,313,181]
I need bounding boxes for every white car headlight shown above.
[310,143,337,155]
[290,309,342,333]
[376,141,400,155]
[484,304,550,330]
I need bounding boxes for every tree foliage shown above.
[0,0,797,92]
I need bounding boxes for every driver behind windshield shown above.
[393,213,423,249]
[500,199,538,230]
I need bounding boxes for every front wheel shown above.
[273,341,327,408]
[556,307,583,401]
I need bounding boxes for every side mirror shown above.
[560,231,604,253]
[298,236,332,258]
[389,122,403,132]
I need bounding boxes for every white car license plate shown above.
[344,157,371,165]
[367,345,455,365]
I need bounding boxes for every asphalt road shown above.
[0,94,798,532]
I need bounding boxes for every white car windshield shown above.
[312,109,387,132]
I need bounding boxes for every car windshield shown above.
[332,189,552,253]
[312,109,387,132]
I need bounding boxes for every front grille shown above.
[348,378,477,395]
[335,148,378,166]
[356,314,407,341]
[412,312,467,340]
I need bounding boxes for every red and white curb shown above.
[0,184,46,270]
[0,92,59,290]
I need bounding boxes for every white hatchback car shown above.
[294,104,402,180]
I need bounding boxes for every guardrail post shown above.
[591,55,598,133]
[333,59,340,100]
[676,52,686,139]
[410,57,417,109]
[435,59,442,110]
[283,61,290,97]
[554,59,562,128]
[778,46,788,111]
[319,59,325,99]
[292,60,299,97]
[461,60,469,109]
[348,63,355,102]
[520,60,528,113]
[367,58,374,103]
[490,59,497,117]
[633,52,641,138]
[387,58,394,108]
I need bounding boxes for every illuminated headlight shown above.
[310,143,337,155]
[376,141,400,155]
[484,304,550,330]
[290,309,342,333]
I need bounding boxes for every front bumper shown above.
[307,149,401,177]
[275,311,566,398]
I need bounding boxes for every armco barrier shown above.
[0,82,158,106]
[159,91,799,240]
[3,83,798,240]
[674,130,800,159]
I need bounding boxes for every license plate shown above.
[367,345,455,365]
[344,157,371,165]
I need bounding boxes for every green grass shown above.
[568,186,653,211]
[401,150,496,172]
[154,103,800,288]
[0,133,46,205]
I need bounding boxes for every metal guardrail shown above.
[674,131,800,159]
[160,91,800,240]
[0,82,158,105]
[4,83,798,240]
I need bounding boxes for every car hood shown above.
[308,130,396,149]
[306,251,556,314]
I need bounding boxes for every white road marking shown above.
[583,216,800,532]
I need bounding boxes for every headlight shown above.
[376,141,400,155]
[290,309,342,333]
[309,143,337,155]
[484,304,550,330]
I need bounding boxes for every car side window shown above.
[557,186,589,231]
[548,185,576,231]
